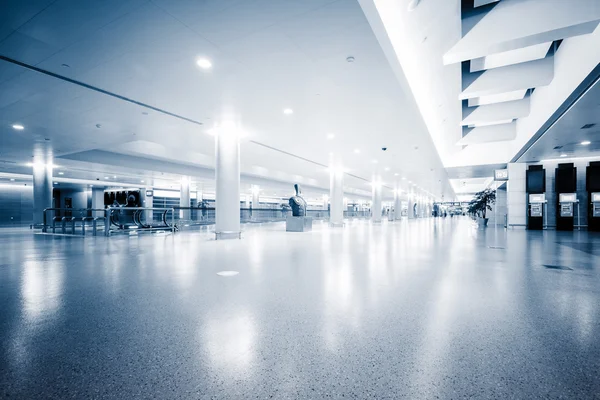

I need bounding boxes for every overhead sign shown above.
[592,193,600,202]
[494,169,509,181]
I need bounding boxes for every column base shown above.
[215,231,242,240]
[286,216,313,232]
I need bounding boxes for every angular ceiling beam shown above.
[474,0,501,7]
[460,56,553,100]
[470,42,552,72]
[468,89,527,107]
[462,97,530,126]
[444,0,600,65]
[457,122,517,145]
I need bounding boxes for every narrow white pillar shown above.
[322,194,329,210]
[251,185,260,208]
[215,128,241,239]
[141,187,153,222]
[32,152,53,227]
[180,177,191,219]
[244,194,250,209]
[394,185,402,220]
[372,180,382,223]
[329,168,344,227]
[507,163,527,228]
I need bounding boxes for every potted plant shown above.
[468,188,496,227]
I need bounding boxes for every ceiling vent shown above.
[553,145,563,150]
[581,123,596,129]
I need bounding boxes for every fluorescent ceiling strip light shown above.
[539,155,600,163]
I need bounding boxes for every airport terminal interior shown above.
[1,0,600,398]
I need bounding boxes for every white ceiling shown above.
[0,0,454,201]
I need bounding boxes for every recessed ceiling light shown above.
[196,58,212,69]
[327,133,335,140]
[283,108,293,115]
[140,180,145,183]
[12,124,24,130]
[354,149,360,154]
[407,0,420,11]
[10,178,15,181]
[113,175,117,179]
[394,173,399,176]
[402,177,406,180]
[581,141,591,145]
[104,176,109,179]
[58,171,64,175]
[384,167,390,171]
[372,159,378,164]
[89,184,93,187]
[560,154,567,157]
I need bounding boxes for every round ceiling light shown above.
[560,154,567,157]
[12,124,24,130]
[327,133,335,140]
[354,149,360,154]
[196,58,212,69]
[283,108,293,115]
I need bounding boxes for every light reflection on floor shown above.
[0,217,599,398]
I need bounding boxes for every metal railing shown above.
[42,208,107,235]
[41,206,373,235]
[105,207,176,236]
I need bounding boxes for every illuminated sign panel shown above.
[494,169,508,181]
[558,193,576,203]
[529,194,545,203]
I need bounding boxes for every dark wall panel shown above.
[0,185,33,227]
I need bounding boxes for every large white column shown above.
[91,187,105,218]
[32,151,53,227]
[329,168,344,227]
[180,177,191,219]
[215,126,241,239]
[507,163,527,228]
[408,188,416,219]
[372,179,382,223]
[394,184,402,220]
[251,185,260,208]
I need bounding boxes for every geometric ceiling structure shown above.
[360,0,600,196]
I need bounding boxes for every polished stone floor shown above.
[1,218,599,399]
